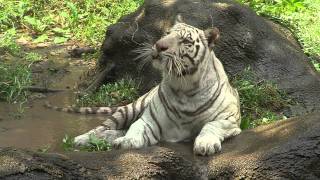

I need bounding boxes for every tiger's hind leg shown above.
[74,86,159,146]
[193,116,241,156]
[74,104,145,146]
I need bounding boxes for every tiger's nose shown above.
[155,40,169,52]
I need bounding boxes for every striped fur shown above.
[69,22,241,156]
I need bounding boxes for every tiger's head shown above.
[150,20,220,77]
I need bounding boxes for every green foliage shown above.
[231,68,291,129]
[23,16,48,33]
[62,134,76,151]
[0,0,144,45]
[25,52,43,63]
[77,79,139,107]
[0,28,20,55]
[236,0,320,59]
[311,60,320,72]
[0,62,32,103]
[62,134,112,152]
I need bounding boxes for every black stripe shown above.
[169,86,185,105]
[158,88,180,128]
[181,81,225,116]
[91,107,99,113]
[104,116,119,129]
[124,106,129,127]
[181,66,198,76]
[158,85,181,119]
[197,43,207,64]
[197,105,230,126]
[149,103,162,137]
[119,108,125,118]
[193,44,200,59]
[110,107,117,114]
[185,81,213,97]
[143,120,160,141]
[143,133,151,146]
[136,95,147,118]
[131,101,136,119]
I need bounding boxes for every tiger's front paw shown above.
[193,134,222,156]
[112,136,145,149]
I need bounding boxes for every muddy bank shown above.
[1,112,319,179]
[0,44,100,152]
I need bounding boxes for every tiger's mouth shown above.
[151,47,191,76]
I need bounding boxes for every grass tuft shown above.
[76,79,139,107]
[0,0,144,46]
[62,134,112,152]
[0,28,20,55]
[25,52,43,63]
[231,68,292,129]
[0,62,32,103]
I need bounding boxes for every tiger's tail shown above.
[45,86,158,129]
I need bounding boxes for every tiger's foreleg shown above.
[112,118,160,149]
[193,116,241,156]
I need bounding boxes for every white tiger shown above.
[47,19,241,156]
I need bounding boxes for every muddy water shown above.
[0,58,105,152]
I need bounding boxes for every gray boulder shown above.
[81,0,320,116]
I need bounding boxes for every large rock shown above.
[82,0,320,116]
[1,113,320,179]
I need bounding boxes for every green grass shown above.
[25,52,43,63]
[236,0,320,69]
[0,28,20,55]
[62,134,112,152]
[311,59,320,72]
[0,0,144,103]
[0,0,144,46]
[231,68,291,129]
[76,79,139,107]
[0,62,32,103]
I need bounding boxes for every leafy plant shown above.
[0,62,32,103]
[77,79,139,107]
[0,0,144,45]
[33,34,49,43]
[23,16,47,33]
[0,28,20,55]
[311,60,320,72]
[62,134,76,151]
[231,68,291,129]
[25,52,43,63]
[62,134,112,152]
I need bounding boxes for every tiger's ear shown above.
[174,14,184,24]
[204,27,220,49]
